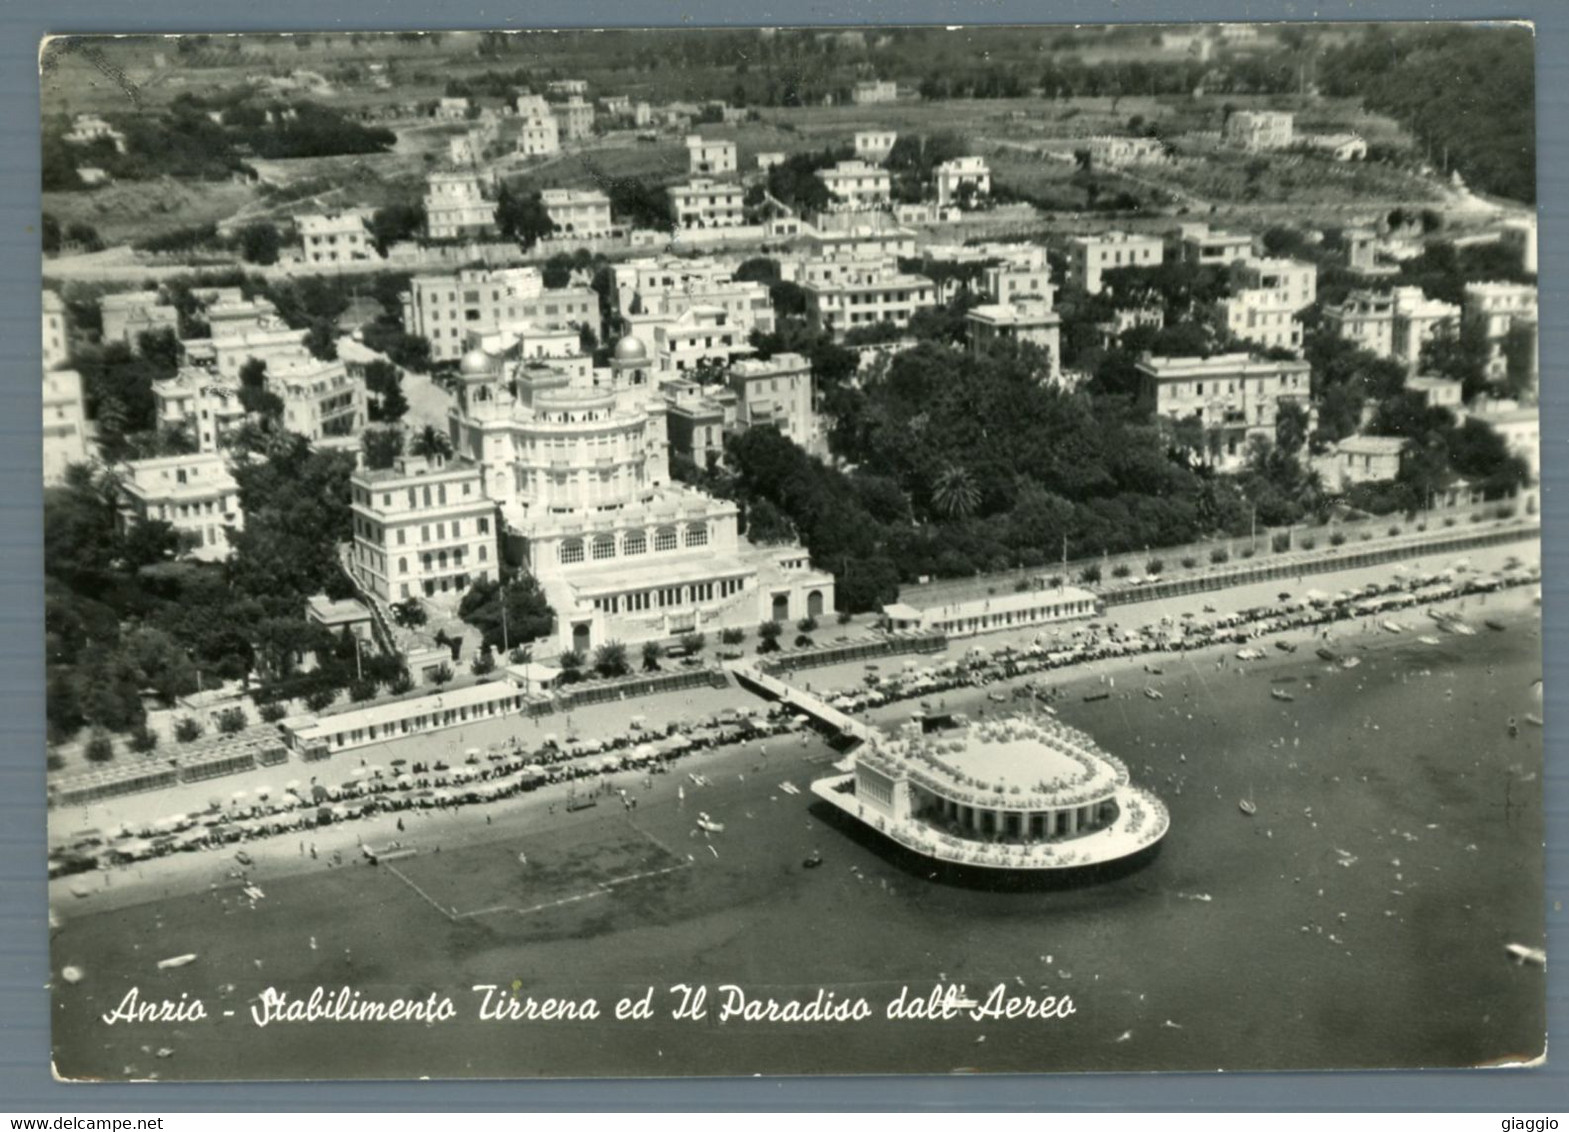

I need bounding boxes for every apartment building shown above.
[1229,257,1317,309]
[1086,135,1168,168]
[1177,223,1255,268]
[725,351,821,454]
[540,188,614,237]
[966,299,1063,382]
[668,179,746,229]
[270,357,367,443]
[403,268,598,363]
[852,80,898,104]
[348,454,499,604]
[686,135,738,177]
[1324,290,1397,358]
[933,157,991,207]
[1067,232,1164,295]
[1137,352,1313,472]
[652,306,755,374]
[1224,110,1294,151]
[802,268,937,339]
[513,95,561,157]
[423,170,496,241]
[1217,289,1303,353]
[42,290,69,371]
[854,130,898,163]
[118,453,244,562]
[295,211,376,264]
[1391,287,1461,371]
[154,368,247,452]
[101,291,179,351]
[553,97,595,142]
[42,368,88,485]
[1463,281,1538,382]
[817,160,893,210]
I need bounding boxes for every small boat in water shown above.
[1485,619,1507,632]
[803,850,824,870]
[1339,657,1361,670]
[1144,687,1163,701]
[696,813,726,834]
[1275,641,1298,653]
[1505,943,1546,967]
[1381,620,1403,634]
[1526,714,1544,728]
[156,954,198,971]
[1083,690,1111,703]
[1271,688,1295,703]
[1316,648,1337,663]
[1238,799,1257,816]
[1452,622,1478,637]
[1417,635,1442,646]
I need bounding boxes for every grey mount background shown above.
[2,0,1563,1112]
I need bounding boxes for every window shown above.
[399,557,407,575]
[560,539,585,564]
[592,534,616,560]
[685,523,708,548]
[623,530,647,556]
[654,526,678,552]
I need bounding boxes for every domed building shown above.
[447,337,834,656]
[812,714,1169,879]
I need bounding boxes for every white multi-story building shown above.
[1391,287,1461,371]
[1229,258,1317,309]
[547,79,588,98]
[1324,290,1396,359]
[153,368,247,452]
[1177,223,1255,268]
[402,268,598,363]
[756,151,786,173]
[1137,352,1313,472]
[42,290,69,371]
[686,135,737,177]
[423,170,496,241]
[1217,289,1303,353]
[513,95,561,157]
[1469,398,1540,478]
[349,454,499,605]
[652,306,755,374]
[818,160,892,210]
[118,453,243,562]
[623,280,775,343]
[1224,110,1294,151]
[1086,135,1168,168]
[42,368,88,485]
[933,157,991,207]
[983,259,1056,308]
[854,130,898,163]
[1405,375,1464,413]
[212,316,311,381]
[63,113,127,152]
[668,179,746,229]
[611,255,740,317]
[295,211,377,264]
[539,188,614,237]
[1463,281,1538,382]
[270,357,367,443]
[966,300,1063,383]
[553,97,595,142]
[725,352,822,455]
[1316,435,1407,492]
[447,342,834,652]
[435,96,470,121]
[852,80,898,104]
[1067,232,1164,295]
[100,291,180,351]
[803,268,937,339]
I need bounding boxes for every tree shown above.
[391,596,427,628]
[430,662,454,686]
[128,724,159,753]
[364,359,408,422]
[349,679,379,702]
[1275,401,1310,457]
[931,464,982,520]
[304,687,338,712]
[239,222,282,265]
[258,701,289,723]
[458,575,555,650]
[557,650,584,683]
[495,183,558,248]
[470,644,496,676]
[679,632,707,655]
[362,426,405,471]
[388,670,414,695]
[409,424,453,462]
[370,202,426,255]
[593,640,630,678]
[641,640,663,671]
[758,620,783,643]
[217,706,248,734]
[173,716,203,743]
[84,729,115,763]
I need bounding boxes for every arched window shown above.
[560,538,585,564]
[685,522,708,548]
[623,530,647,556]
[654,526,678,552]
[592,533,616,560]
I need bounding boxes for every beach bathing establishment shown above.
[811,714,1168,874]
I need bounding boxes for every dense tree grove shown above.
[458,574,556,652]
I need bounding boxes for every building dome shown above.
[612,335,649,363]
[459,347,494,376]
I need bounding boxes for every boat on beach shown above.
[1316,648,1337,663]
[1339,657,1360,670]
[1143,687,1163,701]
[1270,688,1295,703]
[1485,619,1507,632]
[1238,799,1257,816]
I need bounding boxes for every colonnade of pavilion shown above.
[920,793,1116,841]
